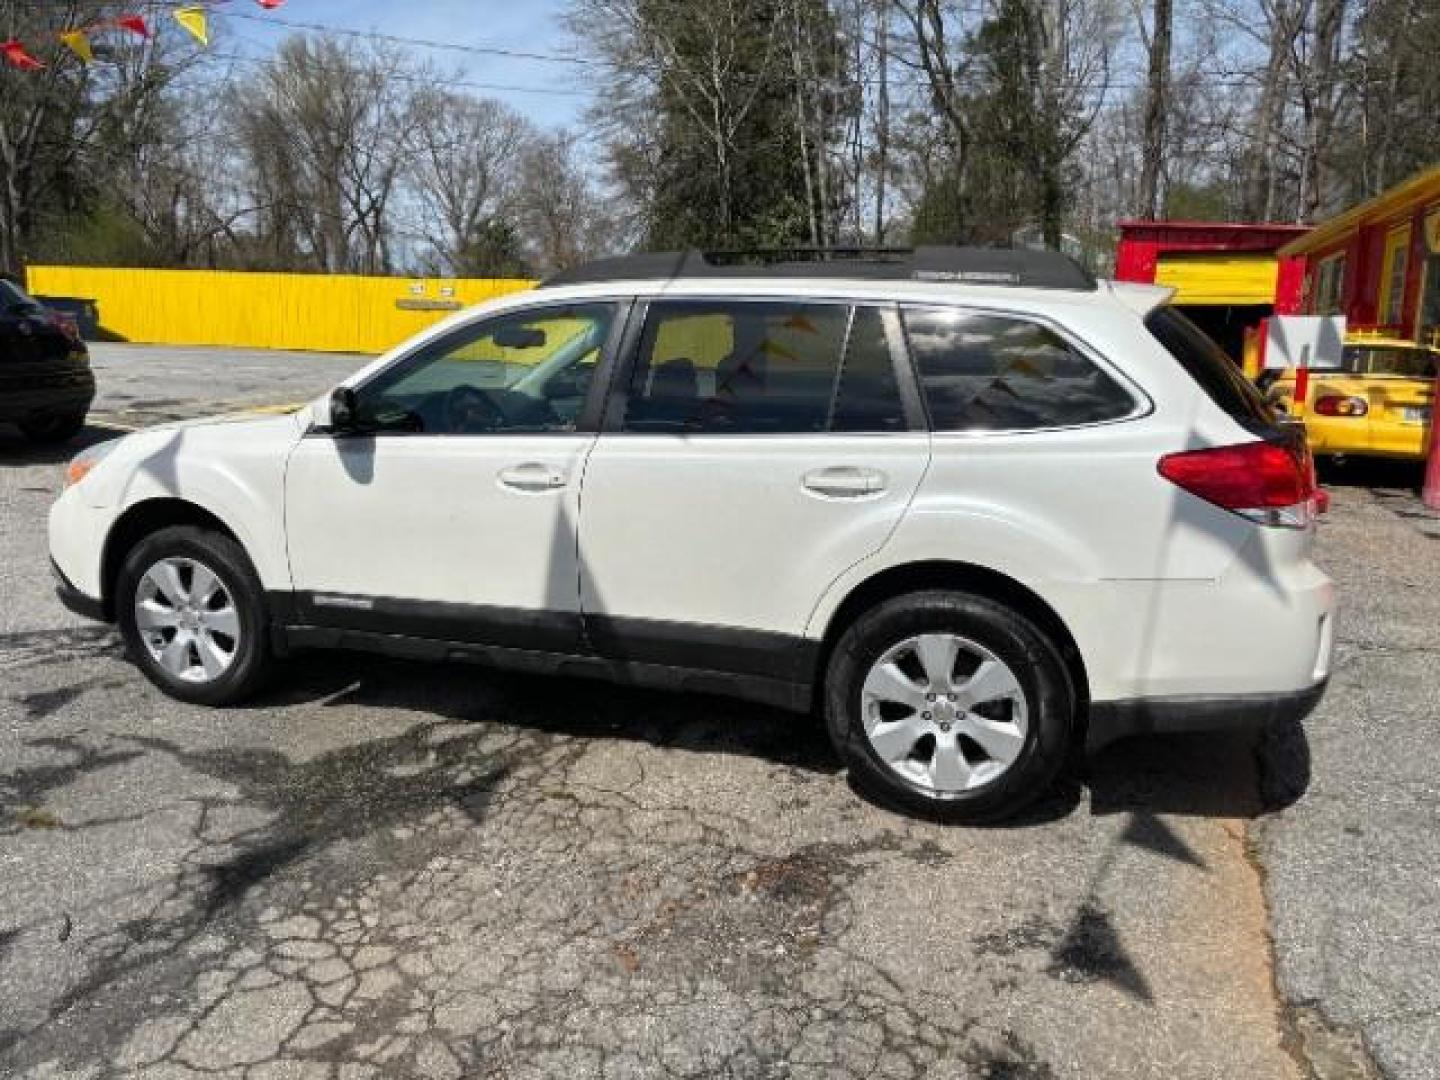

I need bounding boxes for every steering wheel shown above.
[444,385,506,433]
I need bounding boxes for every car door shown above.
[576,298,930,683]
[284,299,627,653]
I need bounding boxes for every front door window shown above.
[354,304,618,435]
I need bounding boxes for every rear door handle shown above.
[498,463,567,492]
[802,466,887,498]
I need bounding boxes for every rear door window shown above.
[1146,306,1275,428]
[620,301,905,433]
[901,306,1138,431]
[1341,345,1437,378]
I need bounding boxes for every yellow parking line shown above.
[243,403,304,415]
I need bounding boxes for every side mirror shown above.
[329,386,359,433]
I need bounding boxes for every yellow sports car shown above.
[1266,336,1437,461]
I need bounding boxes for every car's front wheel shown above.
[116,525,274,705]
[825,590,1076,823]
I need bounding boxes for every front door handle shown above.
[498,463,567,492]
[802,466,887,498]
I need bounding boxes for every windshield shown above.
[1341,345,1437,379]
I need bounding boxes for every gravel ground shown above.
[0,344,1431,1079]
[1258,461,1440,1080]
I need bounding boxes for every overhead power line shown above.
[202,49,594,98]
[7,0,1362,99]
[223,9,602,68]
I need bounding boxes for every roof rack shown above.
[539,246,1098,292]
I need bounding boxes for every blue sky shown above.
[219,0,590,130]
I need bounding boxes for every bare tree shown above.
[895,0,1117,247]
[407,91,534,275]
[235,37,416,273]
[571,0,801,245]
[1136,0,1173,217]
[0,0,202,269]
[512,130,614,273]
[1293,0,1349,219]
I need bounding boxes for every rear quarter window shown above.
[901,306,1138,431]
[1145,306,1275,428]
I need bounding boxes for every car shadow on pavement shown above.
[248,650,1312,828]
[1085,716,1312,821]
[253,651,844,778]
[1317,455,1423,493]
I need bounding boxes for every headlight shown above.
[63,438,120,491]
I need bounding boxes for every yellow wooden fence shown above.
[24,266,536,355]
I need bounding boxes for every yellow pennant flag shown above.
[173,6,209,47]
[59,29,94,64]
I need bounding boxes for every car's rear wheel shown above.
[116,525,273,705]
[825,590,1075,823]
[20,410,86,444]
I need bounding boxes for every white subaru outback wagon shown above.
[49,248,1334,822]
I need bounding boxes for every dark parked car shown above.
[0,276,95,444]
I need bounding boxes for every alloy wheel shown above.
[860,633,1029,794]
[134,556,241,684]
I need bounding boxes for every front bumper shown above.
[51,558,107,623]
[1086,679,1328,751]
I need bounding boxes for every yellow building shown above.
[24,266,535,355]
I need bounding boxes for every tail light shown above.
[1314,395,1368,417]
[1158,438,1318,528]
[45,309,81,343]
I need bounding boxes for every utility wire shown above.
[223,9,602,67]
[9,0,1389,98]
[201,48,594,97]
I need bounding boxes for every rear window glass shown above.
[901,306,1136,431]
[0,279,40,310]
[1341,345,1437,378]
[1145,306,1274,427]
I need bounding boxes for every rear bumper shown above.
[0,368,95,421]
[1086,679,1328,751]
[1308,416,1427,460]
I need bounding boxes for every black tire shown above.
[116,525,274,706]
[825,590,1076,824]
[20,411,86,444]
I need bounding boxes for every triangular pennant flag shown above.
[257,0,286,8]
[114,15,149,38]
[59,30,94,65]
[2,38,45,70]
[173,7,209,47]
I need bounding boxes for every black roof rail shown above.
[539,246,1097,291]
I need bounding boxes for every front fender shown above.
[90,414,304,591]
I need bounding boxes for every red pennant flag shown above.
[2,38,45,70]
[257,0,286,8]
[114,15,149,38]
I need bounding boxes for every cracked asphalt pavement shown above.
[0,344,1434,1078]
